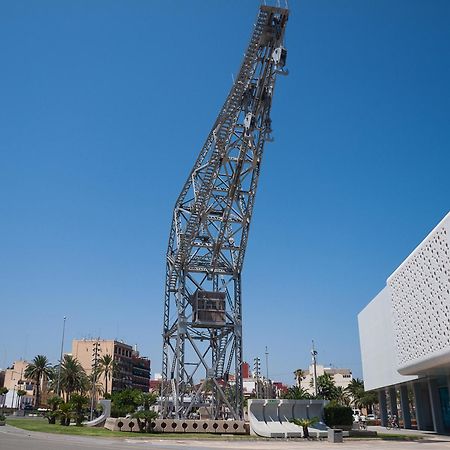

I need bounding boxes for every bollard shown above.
[328,428,343,443]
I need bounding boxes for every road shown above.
[2,424,450,450]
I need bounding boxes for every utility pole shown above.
[311,340,318,397]
[56,316,67,397]
[254,357,261,399]
[90,340,101,421]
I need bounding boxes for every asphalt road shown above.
[2,424,450,450]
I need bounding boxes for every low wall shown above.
[104,417,248,434]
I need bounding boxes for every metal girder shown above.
[161,5,289,420]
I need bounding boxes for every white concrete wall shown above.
[358,287,416,391]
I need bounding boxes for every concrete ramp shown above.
[278,400,303,437]
[264,400,301,437]
[85,399,111,427]
[248,399,329,439]
[305,400,328,438]
[292,401,308,419]
[248,399,285,438]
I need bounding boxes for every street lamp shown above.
[311,340,318,397]
[56,316,67,397]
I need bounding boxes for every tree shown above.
[282,386,311,400]
[360,390,378,413]
[58,355,87,401]
[24,355,53,408]
[97,354,116,397]
[70,393,89,426]
[345,378,364,408]
[111,388,142,418]
[57,402,72,426]
[291,417,318,439]
[293,369,305,388]
[46,395,63,424]
[334,386,351,406]
[0,387,8,413]
[316,373,338,401]
[16,390,27,408]
[133,393,158,432]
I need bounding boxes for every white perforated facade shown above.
[388,214,450,375]
[359,212,450,389]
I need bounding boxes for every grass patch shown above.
[6,417,257,440]
[378,433,423,441]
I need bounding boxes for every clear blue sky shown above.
[1,0,449,384]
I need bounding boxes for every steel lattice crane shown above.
[161,5,289,420]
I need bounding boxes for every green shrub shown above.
[323,403,353,428]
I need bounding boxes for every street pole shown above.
[11,386,16,411]
[265,346,269,380]
[311,340,318,397]
[90,340,101,421]
[56,316,66,397]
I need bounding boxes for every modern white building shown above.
[358,212,450,433]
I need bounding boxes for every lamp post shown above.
[311,340,318,397]
[265,346,269,380]
[56,316,67,397]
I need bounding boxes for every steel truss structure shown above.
[161,5,289,420]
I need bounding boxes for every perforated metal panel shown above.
[388,216,450,370]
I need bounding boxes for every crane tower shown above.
[161,5,289,420]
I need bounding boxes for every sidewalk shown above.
[368,425,450,441]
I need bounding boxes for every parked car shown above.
[366,414,376,420]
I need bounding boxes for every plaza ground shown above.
[2,423,450,450]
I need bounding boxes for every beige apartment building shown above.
[295,364,353,396]
[2,360,36,408]
[71,339,150,395]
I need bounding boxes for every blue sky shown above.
[0,0,449,385]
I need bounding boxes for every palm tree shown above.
[316,373,338,400]
[97,354,116,396]
[334,386,351,406]
[345,378,365,408]
[291,417,319,439]
[24,355,53,408]
[0,387,8,413]
[16,390,27,409]
[294,369,305,388]
[46,395,63,424]
[57,402,72,426]
[58,355,86,401]
[70,393,89,426]
[282,386,311,400]
[133,392,158,432]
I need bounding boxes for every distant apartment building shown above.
[295,364,353,395]
[71,339,150,395]
[2,360,36,408]
[131,352,151,392]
